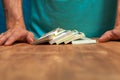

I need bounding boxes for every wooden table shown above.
[0,41,120,80]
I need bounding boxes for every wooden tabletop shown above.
[0,41,120,80]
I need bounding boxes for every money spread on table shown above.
[32,28,96,45]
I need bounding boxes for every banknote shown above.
[32,28,65,44]
[32,28,96,45]
[72,38,96,44]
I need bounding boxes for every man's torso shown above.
[30,0,117,38]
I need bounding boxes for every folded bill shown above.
[32,28,65,45]
[72,38,97,44]
[32,28,96,45]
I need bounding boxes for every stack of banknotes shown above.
[32,28,96,45]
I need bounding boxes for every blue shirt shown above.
[30,0,117,38]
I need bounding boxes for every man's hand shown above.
[99,27,120,42]
[0,24,34,46]
[99,0,120,42]
[1,0,34,46]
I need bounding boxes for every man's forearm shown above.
[2,0,25,29]
[0,0,34,45]
[115,0,120,28]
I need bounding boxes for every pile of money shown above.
[32,28,96,45]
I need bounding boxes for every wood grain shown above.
[0,42,120,80]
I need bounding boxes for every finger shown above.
[0,32,10,45]
[99,31,113,42]
[4,34,17,46]
[0,33,4,38]
[26,32,34,44]
[0,31,14,45]
[0,32,6,39]
[0,36,8,45]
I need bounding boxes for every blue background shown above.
[0,0,30,33]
